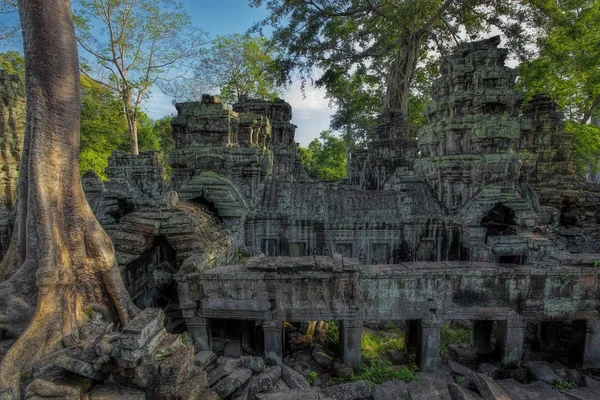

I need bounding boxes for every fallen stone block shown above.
[560,388,597,399]
[120,329,168,362]
[447,383,482,400]
[478,363,500,379]
[584,376,600,395]
[522,381,568,400]
[212,368,252,399]
[88,384,146,399]
[254,389,320,400]
[207,358,242,386]
[523,361,561,385]
[120,308,165,349]
[281,364,310,390]
[249,366,282,397]
[495,379,529,400]
[241,355,266,373]
[372,380,409,400]
[53,356,103,380]
[332,362,353,380]
[312,347,334,368]
[323,380,372,400]
[407,379,440,400]
[474,374,511,400]
[194,350,217,369]
[448,361,477,378]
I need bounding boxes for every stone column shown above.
[187,317,211,351]
[263,320,283,366]
[340,320,363,367]
[496,319,525,365]
[472,320,494,355]
[419,321,442,372]
[583,320,600,369]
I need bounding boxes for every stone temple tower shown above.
[415,36,525,213]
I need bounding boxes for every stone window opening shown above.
[481,204,517,241]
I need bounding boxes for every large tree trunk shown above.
[0,0,138,397]
[383,32,422,118]
[124,90,139,155]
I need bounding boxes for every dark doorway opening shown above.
[481,204,517,240]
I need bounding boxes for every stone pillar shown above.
[472,320,494,355]
[187,317,211,351]
[583,320,600,369]
[340,320,363,367]
[419,321,442,372]
[496,319,525,365]
[263,320,283,366]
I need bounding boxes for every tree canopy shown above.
[73,0,200,155]
[165,34,281,104]
[299,130,347,181]
[519,0,600,175]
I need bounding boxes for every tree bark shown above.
[0,0,138,397]
[383,32,422,118]
[124,90,139,155]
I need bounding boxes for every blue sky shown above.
[0,0,333,146]
[145,0,335,146]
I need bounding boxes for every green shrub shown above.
[325,320,340,345]
[361,328,405,360]
[553,381,578,390]
[307,370,319,384]
[352,359,418,385]
[440,323,471,355]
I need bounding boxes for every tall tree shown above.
[0,0,137,395]
[251,0,528,119]
[166,34,281,104]
[519,0,600,175]
[299,130,347,181]
[73,0,200,155]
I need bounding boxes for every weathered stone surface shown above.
[281,364,310,390]
[407,379,441,400]
[523,361,562,385]
[120,309,165,349]
[478,363,500,379]
[194,350,216,369]
[249,366,282,397]
[254,390,320,400]
[449,361,477,378]
[322,380,372,400]
[53,356,103,380]
[212,368,252,399]
[207,358,242,386]
[473,374,511,400]
[312,347,334,367]
[24,379,87,400]
[561,388,600,400]
[447,384,482,400]
[241,355,266,373]
[372,380,409,400]
[332,362,353,380]
[584,376,600,394]
[494,379,529,400]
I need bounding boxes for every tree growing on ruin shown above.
[251,0,529,120]
[0,0,138,396]
[166,34,281,104]
[73,0,200,155]
[299,130,347,181]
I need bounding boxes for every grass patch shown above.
[440,322,471,355]
[553,381,577,390]
[361,327,405,360]
[353,359,418,385]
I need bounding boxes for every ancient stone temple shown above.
[2,36,600,398]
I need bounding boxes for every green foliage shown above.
[440,323,471,356]
[553,381,577,390]
[353,359,418,386]
[173,34,280,104]
[361,328,405,361]
[0,51,24,77]
[74,0,200,153]
[565,121,600,176]
[324,320,340,345]
[252,0,529,119]
[307,370,319,385]
[299,131,347,181]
